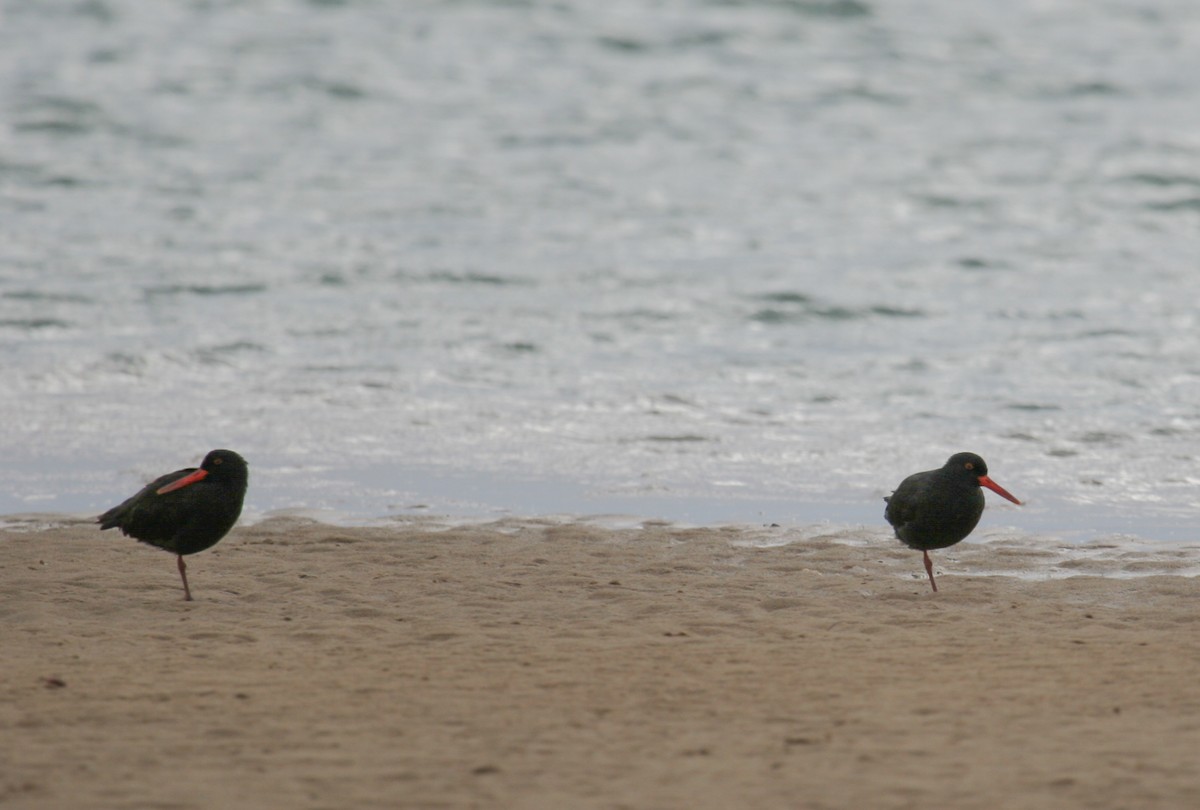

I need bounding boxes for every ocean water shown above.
[3,0,1200,541]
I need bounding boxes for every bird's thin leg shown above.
[177,555,193,601]
[923,550,938,593]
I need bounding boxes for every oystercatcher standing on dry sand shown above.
[98,449,248,601]
[884,452,1021,592]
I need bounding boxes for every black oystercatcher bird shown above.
[98,449,248,601]
[884,452,1021,592]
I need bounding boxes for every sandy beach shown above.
[3,515,1200,809]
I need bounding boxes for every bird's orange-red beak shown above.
[156,468,208,495]
[979,475,1021,505]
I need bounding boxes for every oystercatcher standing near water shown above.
[884,452,1021,592]
[98,449,248,601]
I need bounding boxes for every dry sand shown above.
[3,515,1200,809]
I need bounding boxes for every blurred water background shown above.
[3,0,1200,540]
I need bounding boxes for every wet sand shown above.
[3,516,1200,809]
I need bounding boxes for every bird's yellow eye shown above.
[964,462,974,470]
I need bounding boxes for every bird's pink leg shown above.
[923,550,938,593]
[177,555,193,601]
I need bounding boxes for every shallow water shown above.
[3,1,1200,541]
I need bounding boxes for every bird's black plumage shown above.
[884,452,1020,592]
[99,449,248,600]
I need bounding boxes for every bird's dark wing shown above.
[98,467,199,535]
[883,474,926,531]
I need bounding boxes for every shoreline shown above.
[4,509,1200,579]
[4,516,1200,809]
[3,460,1199,545]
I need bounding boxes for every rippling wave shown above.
[2,1,1200,541]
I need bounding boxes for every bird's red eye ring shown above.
[213,457,223,465]
[964,462,974,470]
